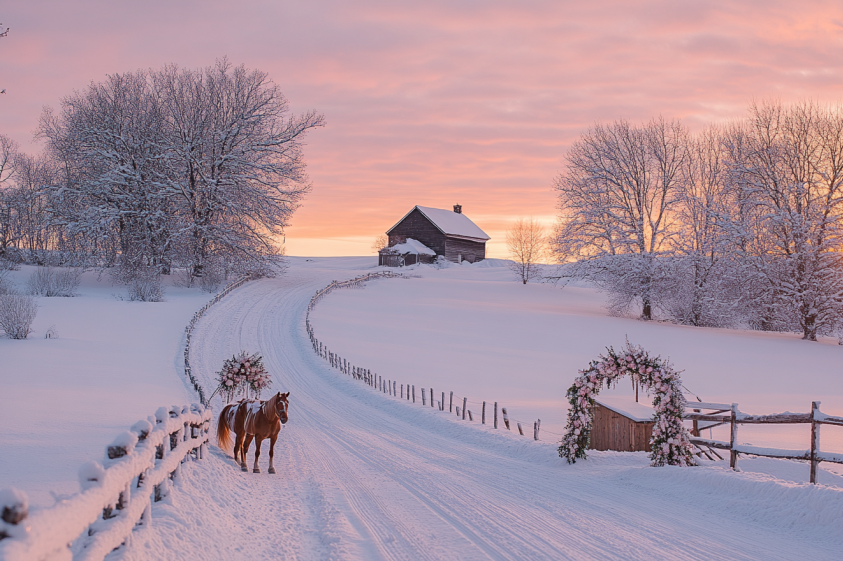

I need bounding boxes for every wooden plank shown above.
[685,401,732,410]
[811,401,820,484]
[683,414,731,423]
[737,413,812,424]
[734,444,811,460]
[690,438,731,451]
[729,404,738,470]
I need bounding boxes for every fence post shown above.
[494,402,498,429]
[441,392,445,411]
[412,385,415,403]
[421,388,427,406]
[502,407,510,430]
[449,392,454,413]
[517,422,524,436]
[729,403,738,471]
[430,388,434,408]
[482,401,486,424]
[462,397,467,420]
[394,381,397,396]
[534,419,541,440]
[401,384,404,399]
[811,401,821,484]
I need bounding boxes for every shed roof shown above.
[388,205,491,241]
[385,238,436,255]
[594,396,655,423]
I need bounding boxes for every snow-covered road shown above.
[128,259,843,560]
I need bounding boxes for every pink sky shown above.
[3,1,843,257]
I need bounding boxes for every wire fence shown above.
[183,274,258,405]
[306,271,550,441]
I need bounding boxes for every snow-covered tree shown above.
[660,126,741,327]
[553,118,688,319]
[35,60,325,284]
[152,59,325,282]
[724,101,843,340]
[38,70,175,279]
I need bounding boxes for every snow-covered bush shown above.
[0,259,18,296]
[0,278,15,296]
[0,294,38,339]
[197,264,224,293]
[127,275,165,302]
[26,266,81,297]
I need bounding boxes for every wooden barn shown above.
[381,205,490,265]
[589,397,655,452]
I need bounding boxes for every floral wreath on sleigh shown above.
[558,341,695,467]
[214,351,272,403]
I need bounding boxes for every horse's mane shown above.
[262,393,278,420]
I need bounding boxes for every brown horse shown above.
[217,392,290,473]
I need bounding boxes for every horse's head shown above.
[274,392,290,424]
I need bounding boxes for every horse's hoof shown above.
[268,467,276,474]
[253,468,261,474]
[241,464,248,472]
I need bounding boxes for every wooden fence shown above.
[685,401,843,483]
[0,404,212,561]
[305,272,549,441]
[183,274,256,405]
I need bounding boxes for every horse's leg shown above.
[253,436,263,473]
[268,434,278,474]
[234,432,247,471]
[242,434,254,472]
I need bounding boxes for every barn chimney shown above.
[453,204,462,214]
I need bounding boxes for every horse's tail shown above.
[217,404,233,452]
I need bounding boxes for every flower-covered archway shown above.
[558,341,695,467]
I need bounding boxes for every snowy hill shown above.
[2,257,843,560]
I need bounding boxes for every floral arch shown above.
[558,342,695,467]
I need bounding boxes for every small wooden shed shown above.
[383,204,490,264]
[589,397,655,452]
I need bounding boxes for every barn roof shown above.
[594,397,655,423]
[388,206,491,241]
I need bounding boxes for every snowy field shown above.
[0,266,208,508]
[310,259,843,460]
[2,257,843,560]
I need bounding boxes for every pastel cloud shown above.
[3,1,843,257]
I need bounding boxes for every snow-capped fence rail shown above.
[306,271,550,441]
[685,401,843,483]
[184,274,256,405]
[0,403,212,561]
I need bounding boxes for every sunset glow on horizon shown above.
[3,0,843,258]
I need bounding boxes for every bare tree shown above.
[371,234,388,253]
[1,21,9,94]
[0,135,20,259]
[507,217,545,284]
